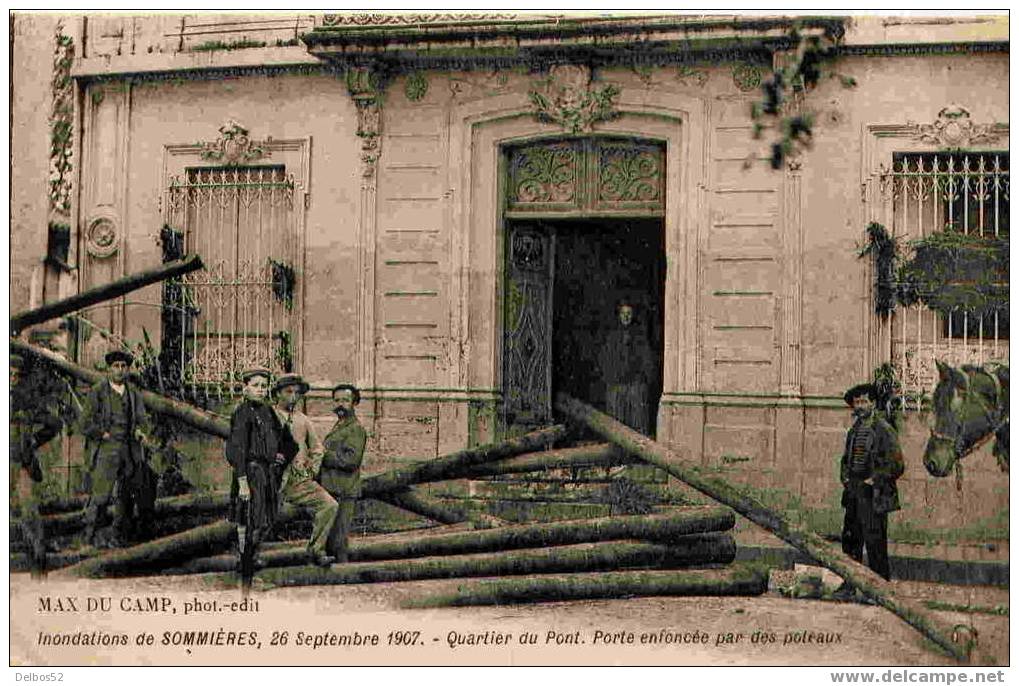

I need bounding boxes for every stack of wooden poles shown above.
[13,419,766,606]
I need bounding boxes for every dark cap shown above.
[273,373,309,395]
[105,350,135,366]
[240,366,272,383]
[844,383,877,406]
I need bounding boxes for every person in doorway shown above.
[272,374,338,568]
[318,384,367,563]
[835,382,905,596]
[81,350,157,547]
[598,301,656,436]
[10,353,62,575]
[226,367,298,579]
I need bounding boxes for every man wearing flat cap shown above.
[319,384,367,563]
[273,374,338,567]
[836,382,905,589]
[81,350,157,547]
[10,353,62,574]
[226,367,299,579]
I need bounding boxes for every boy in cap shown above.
[319,384,367,562]
[835,382,905,594]
[226,367,298,579]
[81,350,157,547]
[273,374,338,567]
[10,353,62,574]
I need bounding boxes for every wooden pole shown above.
[116,508,737,576]
[11,340,230,438]
[554,392,971,661]
[61,520,236,578]
[449,443,631,479]
[254,537,736,589]
[403,565,767,608]
[359,425,569,497]
[11,254,204,333]
[376,489,509,529]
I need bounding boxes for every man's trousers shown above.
[326,499,357,562]
[282,477,339,557]
[841,481,891,580]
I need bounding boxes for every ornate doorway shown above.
[501,137,666,433]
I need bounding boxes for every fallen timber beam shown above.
[60,520,236,578]
[253,537,736,589]
[554,393,971,662]
[11,254,204,334]
[11,340,230,439]
[403,565,767,608]
[376,489,508,529]
[448,443,632,479]
[10,253,202,334]
[163,507,737,575]
[22,443,616,536]
[12,491,232,540]
[359,424,569,497]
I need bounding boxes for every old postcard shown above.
[8,11,1010,671]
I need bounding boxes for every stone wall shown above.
[9,13,1009,547]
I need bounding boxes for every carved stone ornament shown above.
[731,63,762,92]
[910,104,1005,148]
[322,13,518,27]
[676,65,709,88]
[529,65,621,135]
[199,120,270,165]
[405,71,428,101]
[85,216,119,258]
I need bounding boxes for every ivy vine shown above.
[858,222,1009,319]
[751,26,855,169]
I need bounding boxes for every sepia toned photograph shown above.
[7,10,1010,671]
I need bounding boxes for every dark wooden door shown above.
[503,222,555,429]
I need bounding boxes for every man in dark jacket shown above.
[226,367,298,578]
[10,354,62,575]
[81,350,157,547]
[838,382,905,586]
[319,384,366,562]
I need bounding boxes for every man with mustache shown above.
[318,383,366,563]
[834,382,905,597]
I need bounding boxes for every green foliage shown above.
[858,223,1009,319]
[858,222,899,316]
[190,39,267,52]
[751,26,855,169]
[269,258,296,310]
[871,363,905,431]
[898,230,1009,318]
[599,477,657,515]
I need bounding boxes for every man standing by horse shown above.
[837,382,905,591]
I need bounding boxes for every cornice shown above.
[837,41,1008,57]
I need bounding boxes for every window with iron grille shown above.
[164,166,298,396]
[881,151,1009,405]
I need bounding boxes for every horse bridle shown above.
[928,370,1006,493]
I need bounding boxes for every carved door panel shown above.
[504,223,555,428]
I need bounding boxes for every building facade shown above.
[10,13,1009,551]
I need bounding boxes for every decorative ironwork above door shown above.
[505,138,665,217]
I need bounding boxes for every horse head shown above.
[924,360,968,477]
[924,360,1009,477]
